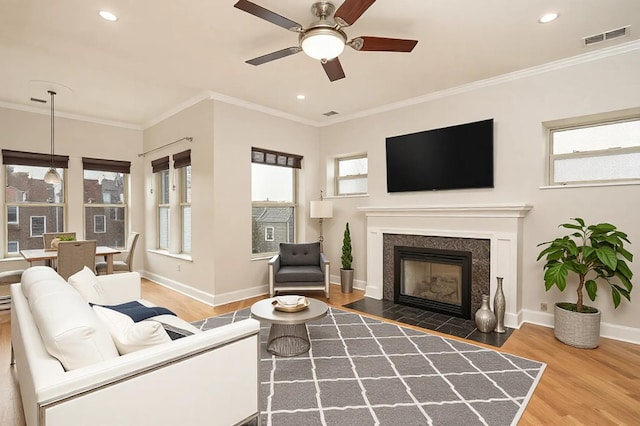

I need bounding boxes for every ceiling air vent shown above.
[322,110,339,117]
[583,26,629,46]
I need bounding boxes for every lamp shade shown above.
[300,28,346,60]
[310,200,333,219]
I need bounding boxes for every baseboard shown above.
[142,271,216,306]
[141,271,264,307]
[520,309,640,345]
[329,275,367,293]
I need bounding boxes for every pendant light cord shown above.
[49,90,56,168]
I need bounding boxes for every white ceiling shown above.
[1,0,639,128]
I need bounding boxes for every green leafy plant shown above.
[536,217,633,312]
[59,235,76,241]
[341,222,353,270]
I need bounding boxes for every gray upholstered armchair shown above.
[268,242,330,299]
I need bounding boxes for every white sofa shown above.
[11,266,261,426]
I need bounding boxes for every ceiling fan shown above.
[234,0,418,82]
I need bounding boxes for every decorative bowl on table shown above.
[272,295,309,312]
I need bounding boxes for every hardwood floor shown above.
[1,279,639,425]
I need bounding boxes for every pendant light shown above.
[43,90,61,184]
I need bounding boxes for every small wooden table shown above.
[251,297,328,357]
[20,246,122,274]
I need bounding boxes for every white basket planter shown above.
[554,303,601,349]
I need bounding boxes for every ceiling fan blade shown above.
[322,58,345,82]
[334,0,376,27]
[234,0,302,32]
[350,36,418,52]
[246,47,302,66]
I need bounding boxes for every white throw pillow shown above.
[93,305,171,354]
[30,287,119,370]
[68,266,106,304]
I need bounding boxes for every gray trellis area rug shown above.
[192,307,545,426]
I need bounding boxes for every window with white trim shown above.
[157,169,170,250]
[251,147,302,256]
[335,154,368,195]
[7,206,18,224]
[30,216,46,237]
[7,241,19,254]
[174,150,191,254]
[3,150,68,257]
[549,116,640,185]
[83,157,130,248]
[94,215,106,233]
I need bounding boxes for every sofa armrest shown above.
[96,272,141,305]
[37,319,261,426]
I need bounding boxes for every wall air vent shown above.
[583,26,629,46]
[322,110,339,116]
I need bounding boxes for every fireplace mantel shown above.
[359,203,533,329]
[358,204,532,218]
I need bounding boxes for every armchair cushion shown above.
[279,242,320,266]
[276,265,324,283]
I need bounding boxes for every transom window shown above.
[335,154,368,195]
[549,116,640,185]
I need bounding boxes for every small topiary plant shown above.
[341,222,353,270]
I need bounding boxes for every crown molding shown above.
[0,101,142,130]
[319,39,640,127]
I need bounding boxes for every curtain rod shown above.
[138,136,193,157]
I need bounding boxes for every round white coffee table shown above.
[251,297,328,356]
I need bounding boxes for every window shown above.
[335,154,368,195]
[30,216,46,237]
[94,215,106,233]
[174,150,191,254]
[7,206,18,224]
[251,147,302,256]
[7,241,18,254]
[549,116,640,185]
[265,226,275,241]
[83,157,130,248]
[3,149,68,256]
[157,169,170,250]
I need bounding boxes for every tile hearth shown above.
[343,298,513,348]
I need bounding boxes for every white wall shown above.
[0,107,144,273]
[142,99,321,305]
[318,49,640,340]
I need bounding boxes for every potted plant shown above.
[340,222,354,293]
[536,217,633,348]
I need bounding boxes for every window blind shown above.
[173,149,191,169]
[82,157,131,174]
[251,147,302,169]
[2,149,69,168]
[151,156,169,173]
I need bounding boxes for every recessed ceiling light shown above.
[99,10,118,22]
[296,94,305,100]
[539,13,559,24]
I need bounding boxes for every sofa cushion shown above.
[93,306,171,354]
[68,266,106,304]
[279,242,320,267]
[29,283,119,371]
[275,265,324,282]
[21,266,67,301]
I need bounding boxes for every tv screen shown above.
[385,119,494,192]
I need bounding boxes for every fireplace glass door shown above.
[401,260,462,306]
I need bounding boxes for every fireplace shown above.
[394,246,472,319]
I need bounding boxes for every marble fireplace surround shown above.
[359,204,532,329]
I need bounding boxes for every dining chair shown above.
[56,240,97,280]
[96,232,140,275]
[42,232,77,250]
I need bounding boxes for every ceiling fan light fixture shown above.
[300,27,346,60]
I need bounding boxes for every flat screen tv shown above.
[385,119,494,192]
